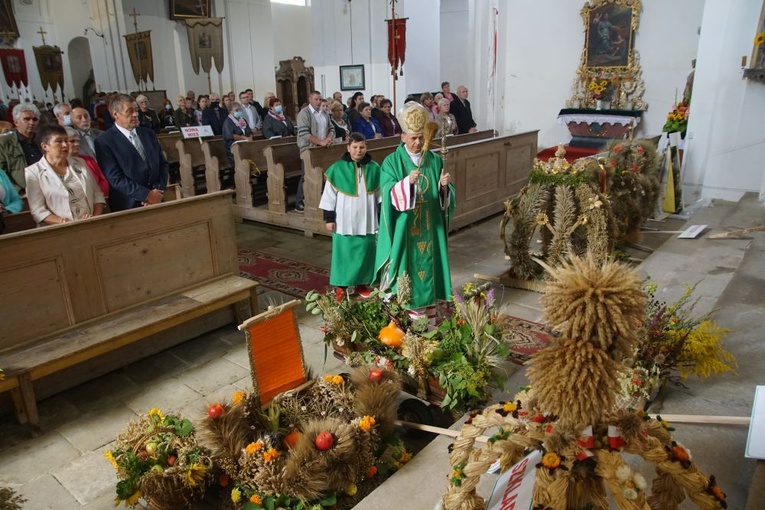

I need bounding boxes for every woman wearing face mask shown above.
[222,102,253,185]
[261,97,295,139]
[158,99,178,131]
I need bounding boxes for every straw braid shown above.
[593,449,650,509]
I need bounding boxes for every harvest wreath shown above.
[108,366,411,509]
[440,255,728,510]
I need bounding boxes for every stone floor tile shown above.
[120,350,191,387]
[175,357,250,396]
[57,403,137,453]
[14,473,82,510]
[121,378,202,416]
[0,432,81,485]
[53,445,117,505]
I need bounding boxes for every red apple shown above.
[166,455,177,466]
[208,403,225,419]
[368,368,384,382]
[314,431,334,451]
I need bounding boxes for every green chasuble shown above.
[375,144,455,308]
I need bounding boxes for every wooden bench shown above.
[434,131,538,231]
[233,136,297,209]
[263,142,304,213]
[234,130,531,238]
[202,138,234,193]
[177,136,222,197]
[158,132,182,184]
[0,191,258,430]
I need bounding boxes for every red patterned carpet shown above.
[536,145,600,163]
[238,247,331,298]
[501,315,558,365]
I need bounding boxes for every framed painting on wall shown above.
[0,0,20,40]
[583,2,636,69]
[170,0,211,20]
[340,65,365,91]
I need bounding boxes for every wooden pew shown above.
[263,142,304,213]
[235,130,532,238]
[2,210,36,234]
[232,136,296,209]
[0,192,258,431]
[177,136,222,197]
[435,130,538,231]
[157,132,182,182]
[202,138,234,193]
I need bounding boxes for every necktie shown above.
[130,131,147,161]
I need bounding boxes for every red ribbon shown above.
[608,425,624,449]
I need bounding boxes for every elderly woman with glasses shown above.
[24,124,105,226]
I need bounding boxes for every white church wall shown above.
[682,0,765,202]
[401,0,440,97]
[312,0,407,109]
[497,1,705,150]
[440,0,470,94]
[271,1,312,64]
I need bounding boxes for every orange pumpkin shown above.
[378,320,405,349]
[283,429,301,450]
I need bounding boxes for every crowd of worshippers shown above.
[0,80,475,230]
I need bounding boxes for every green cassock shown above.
[375,144,455,309]
[322,155,380,287]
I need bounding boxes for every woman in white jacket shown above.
[25,124,105,226]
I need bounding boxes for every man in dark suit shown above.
[450,85,478,134]
[201,93,227,135]
[95,94,168,212]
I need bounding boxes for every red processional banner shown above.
[386,18,407,75]
[0,48,28,88]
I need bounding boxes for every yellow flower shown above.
[263,447,279,463]
[346,483,358,496]
[104,451,119,470]
[249,493,263,505]
[502,402,518,413]
[323,374,344,385]
[232,391,245,404]
[588,83,597,90]
[125,491,141,506]
[147,407,165,422]
[246,441,263,454]
[755,32,765,45]
[541,452,562,469]
[399,451,413,464]
[535,213,549,226]
[186,463,207,486]
[231,488,242,503]
[600,80,608,86]
[359,415,376,432]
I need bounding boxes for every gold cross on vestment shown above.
[37,26,47,45]
[129,8,140,32]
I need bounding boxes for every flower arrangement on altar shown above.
[305,280,511,412]
[620,282,736,401]
[588,78,614,101]
[106,408,214,508]
[663,100,690,134]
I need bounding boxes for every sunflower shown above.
[186,463,207,486]
[755,32,765,45]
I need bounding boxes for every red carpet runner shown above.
[536,145,600,163]
[238,247,330,298]
[501,315,558,365]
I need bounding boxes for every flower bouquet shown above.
[198,368,411,510]
[106,408,214,508]
[662,100,690,134]
[619,282,736,404]
[306,280,511,412]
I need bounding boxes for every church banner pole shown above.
[390,0,397,110]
